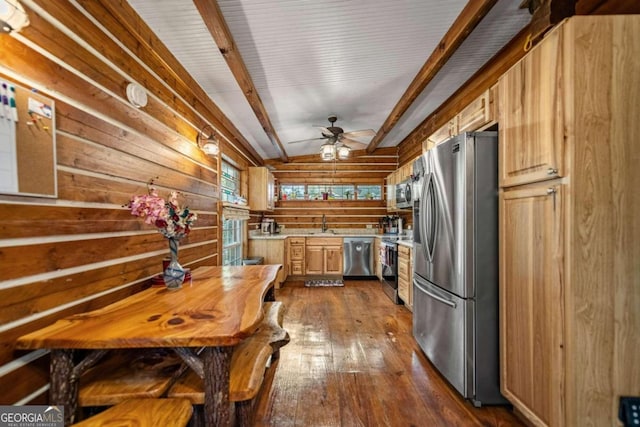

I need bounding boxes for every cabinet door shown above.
[324,245,343,275]
[500,183,564,427]
[386,171,397,211]
[397,256,409,302]
[374,238,382,280]
[305,246,324,275]
[457,90,490,134]
[498,27,565,187]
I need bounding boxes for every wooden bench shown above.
[72,398,192,427]
[78,348,184,407]
[168,301,290,426]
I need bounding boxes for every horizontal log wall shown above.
[262,149,397,231]
[0,0,253,405]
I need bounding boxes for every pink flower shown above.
[126,180,197,239]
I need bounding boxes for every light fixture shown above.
[337,145,350,160]
[197,124,219,156]
[320,143,335,161]
[0,0,29,34]
[126,82,148,108]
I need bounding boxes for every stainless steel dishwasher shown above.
[343,237,374,277]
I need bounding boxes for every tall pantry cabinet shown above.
[498,16,639,427]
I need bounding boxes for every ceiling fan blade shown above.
[287,137,327,144]
[312,125,333,135]
[340,137,368,148]
[342,129,376,139]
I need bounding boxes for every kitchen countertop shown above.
[249,230,414,247]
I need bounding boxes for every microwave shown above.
[395,179,413,209]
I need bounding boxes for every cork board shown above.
[0,81,56,197]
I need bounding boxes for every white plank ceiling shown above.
[127,0,530,161]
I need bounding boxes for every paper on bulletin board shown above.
[0,113,18,193]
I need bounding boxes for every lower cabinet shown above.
[305,237,343,276]
[374,237,382,280]
[287,237,305,276]
[248,239,287,288]
[397,244,413,310]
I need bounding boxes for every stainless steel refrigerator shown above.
[412,131,506,406]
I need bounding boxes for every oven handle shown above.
[414,276,456,308]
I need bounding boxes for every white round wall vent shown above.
[126,82,148,108]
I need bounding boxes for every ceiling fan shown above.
[287,115,376,160]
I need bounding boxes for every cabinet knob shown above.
[547,188,557,195]
[547,167,558,175]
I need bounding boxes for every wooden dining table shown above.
[15,264,281,426]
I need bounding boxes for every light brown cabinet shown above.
[305,237,343,276]
[500,183,563,427]
[248,167,275,211]
[498,16,640,427]
[247,238,287,288]
[397,244,412,311]
[386,171,397,211]
[423,117,457,152]
[498,26,564,188]
[374,237,382,281]
[287,237,305,276]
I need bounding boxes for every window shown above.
[221,162,240,202]
[356,185,382,200]
[221,162,243,265]
[279,183,381,200]
[280,184,305,200]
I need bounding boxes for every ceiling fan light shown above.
[320,143,335,161]
[337,145,350,159]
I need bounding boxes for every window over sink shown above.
[279,183,381,200]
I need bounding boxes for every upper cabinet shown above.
[498,28,564,187]
[248,167,275,211]
[422,86,497,153]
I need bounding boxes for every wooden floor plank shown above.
[254,279,525,426]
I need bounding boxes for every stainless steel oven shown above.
[379,239,400,304]
[395,179,413,209]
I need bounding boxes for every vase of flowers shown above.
[126,180,197,290]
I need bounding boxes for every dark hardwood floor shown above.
[253,279,525,427]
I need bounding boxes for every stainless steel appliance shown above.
[343,237,374,277]
[412,131,505,406]
[396,178,413,209]
[379,238,400,304]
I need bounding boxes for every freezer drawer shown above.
[413,274,473,400]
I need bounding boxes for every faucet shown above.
[321,214,328,232]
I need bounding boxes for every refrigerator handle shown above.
[424,172,437,262]
[414,276,457,309]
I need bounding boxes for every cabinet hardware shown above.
[547,188,557,210]
[547,167,558,175]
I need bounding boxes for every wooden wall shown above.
[262,148,397,232]
[0,0,256,405]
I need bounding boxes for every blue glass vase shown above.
[163,238,185,290]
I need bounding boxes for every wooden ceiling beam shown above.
[88,0,264,166]
[193,0,289,163]
[366,0,498,153]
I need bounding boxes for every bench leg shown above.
[235,400,254,427]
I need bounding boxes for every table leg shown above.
[50,349,76,426]
[202,346,234,427]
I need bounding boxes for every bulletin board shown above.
[0,79,56,197]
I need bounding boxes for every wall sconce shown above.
[197,124,219,156]
[0,0,29,34]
